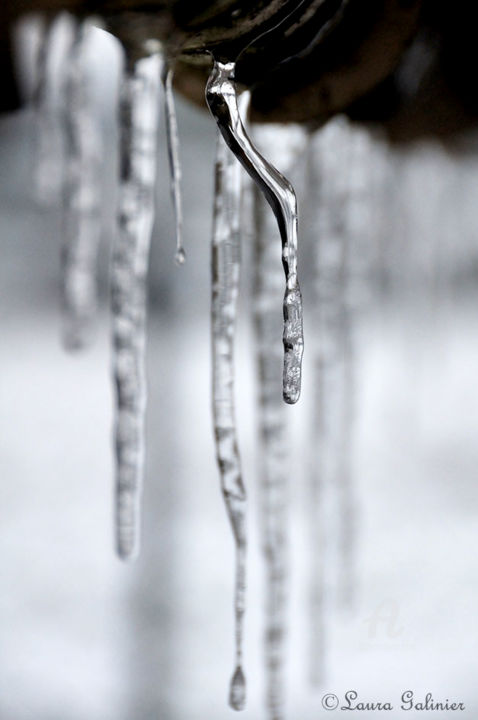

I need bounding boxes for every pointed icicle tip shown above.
[229,665,246,711]
[174,247,186,266]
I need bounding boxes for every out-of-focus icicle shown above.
[211,102,248,710]
[206,59,304,405]
[251,123,307,720]
[306,117,364,685]
[161,62,185,266]
[111,51,161,561]
[32,16,62,204]
[61,22,102,350]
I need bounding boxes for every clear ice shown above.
[61,23,102,350]
[161,62,186,266]
[206,59,304,405]
[211,124,247,711]
[111,52,161,560]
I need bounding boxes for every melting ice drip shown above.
[111,52,161,560]
[211,123,248,711]
[62,22,102,350]
[161,62,186,266]
[206,59,304,405]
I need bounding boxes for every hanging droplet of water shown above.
[61,22,102,351]
[211,122,247,711]
[161,61,186,266]
[205,58,304,405]
[111,50,161,561]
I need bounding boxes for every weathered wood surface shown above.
[2,0,478,142]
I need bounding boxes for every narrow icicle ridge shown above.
[211,125,247,711]
[206,59,304,404]
[61,22,102,350]
[161,61,185,266]
[111,51,161,561]
[32,15,62,204]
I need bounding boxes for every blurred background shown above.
[1,16,478,720]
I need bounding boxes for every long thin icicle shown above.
[251,123,307,720]
[252,181,288,720]
[111,52,161,560]
[206,59,304,405]
[161,62,185,266]
[306,118,358,684]
[61,23,102,350]
[211,121,247,711]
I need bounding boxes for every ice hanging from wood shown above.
[161,62,185,266]
[111,51,161,560]
[61,22,102,350]
[251,123,307,720]
[211,116,248,711]
[206,59,304,405]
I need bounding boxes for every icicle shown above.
[305,118,360,684]
[250,123,307,720]
[32,16,62,204]
[111,51,161,561]
[211,121,247,711]
[252,181,288,720]
[61,23,102,351]
[161,62,185,266]
[206,59,304,405]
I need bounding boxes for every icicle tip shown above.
[229,665,246,711]
[174,247,186,266]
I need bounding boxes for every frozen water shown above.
[111,52,161,560]
[206,59,304,405]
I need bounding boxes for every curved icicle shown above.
[111,52,161,561]
[206,59,304,404]
[161,62,186,266]
[61,22,102,351]
[211,119,248,711]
